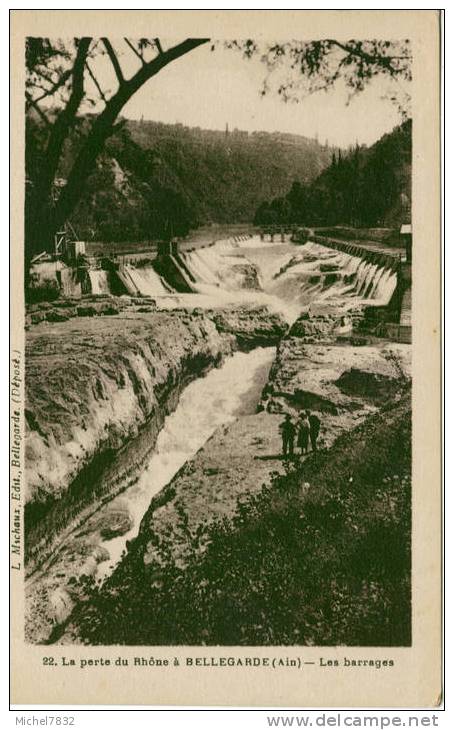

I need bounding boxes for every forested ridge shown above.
[26,114,411,246]
[254,120,411,229]
[24,37,411,259]
[26,115,335,244]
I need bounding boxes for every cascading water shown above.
[27,231,404,644]
[372,268,398,304]
[261,240,398,310]
[124,264,174,296]
[94,346,276,581]
[79,237,398,582]
[59,267,82,297]
[89,269,110,295]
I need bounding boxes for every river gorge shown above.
[24,232,411,644]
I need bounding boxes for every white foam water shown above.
[89,269,110,295]
[124,264,173,296]
[97,346,276,580]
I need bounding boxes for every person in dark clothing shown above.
[306,409,321,451]
[297,413,310,455]
[279,414,296,458]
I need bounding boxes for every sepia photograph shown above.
[10,9,441,708]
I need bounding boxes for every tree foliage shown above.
[254,120,411,228]
[228,38,411,116]
[25,36,411,262]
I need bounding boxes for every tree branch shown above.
[54,37,210,229]
[25,92,51,127]
[34,67,72,103]
[124,38,145,64]
[85,60,107,102]
[102,38,125,85]
[329,40,409,74]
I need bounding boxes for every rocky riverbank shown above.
[53,331,411,646]
[24,301,287,642]
[25,303,286,559]
[94,339,410,581]
[64,392,412,647]
[24,233,411,646]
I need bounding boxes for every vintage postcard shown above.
[10,10,442,707]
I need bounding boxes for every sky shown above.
[114,42,409,148]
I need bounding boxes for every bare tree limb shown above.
[124,38,145,64]
[102,38,125,85]
[154,38,163,55]
[25,92,52,127]
[85,60,107,102]
[54,37,210,230]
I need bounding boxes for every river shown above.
[25,231,402,642]
[93,346,276,581]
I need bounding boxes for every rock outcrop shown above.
[25,304,288,575]
[261,337,411,448]
[25,309,229,573]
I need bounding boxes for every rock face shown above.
[261,337,411,448]
[26,347,279,645]
[25,304,288,574]
[25,295,154,327]
[25,308,231,573]
[67,393,411,648]
[208,308,287,349]
[134,412,286,574]
[25,310,228,508]
[55,328,411,646]
[105,339,410,577]
[57,409,289,645]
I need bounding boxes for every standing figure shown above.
[307,410,321,452]
[279,414,296,458]
[297,413,310,455]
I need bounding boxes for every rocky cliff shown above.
[25,301,287,577]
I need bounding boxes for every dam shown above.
[29,230,409,338]
[24,227,412,643]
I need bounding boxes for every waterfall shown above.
[373,269,398,304]
[59,267,82,298]
[125,265,174,296]
[361,264,379,298]
[369,266,386,298]
[135,234,398,314]
[183,249,223,286]
[89,269,110,295]
[354,260,370,296]
[96,347,276,581]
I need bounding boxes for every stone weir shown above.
[292,229,411,342]
[309,234,402,272]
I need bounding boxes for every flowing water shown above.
[27,232,403,640]
[96,346,276,581]
[111,235,397,318]
[89,269,110,295]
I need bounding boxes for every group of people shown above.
[279,411,321,458]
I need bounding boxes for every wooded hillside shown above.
[27,117,335,243]
[254,120,411,229]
